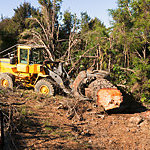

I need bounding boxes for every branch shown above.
[31,31,54,60]
[126,4,132,17]
[42,5,51,33]
[29,18,49,43]
[56,24,60,41]
[68,45,99,74]
[135,49,143,59]
[120,67,136,73]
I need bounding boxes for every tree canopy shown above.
[0,0,149,102]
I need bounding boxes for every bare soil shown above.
[0,89,150,150]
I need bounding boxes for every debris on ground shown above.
[0,89,150,149]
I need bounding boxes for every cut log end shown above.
[97,88,123,110]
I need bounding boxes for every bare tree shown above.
[20,0,62,61]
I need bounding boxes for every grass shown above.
[20,105,34,116]
[0,89,5,95]
[0,88,9,96]
[49,128,76,140]
[43,121,57,133]
[42,121,71,138]
[45,126,53,132]
[20,106,28,115]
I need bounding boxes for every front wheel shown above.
[0,73,14,90]
[35,78,54,96]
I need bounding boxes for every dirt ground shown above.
[0,89,150,150]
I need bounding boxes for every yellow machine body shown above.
[0,45,48,87]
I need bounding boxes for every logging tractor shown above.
[0,45,123,110]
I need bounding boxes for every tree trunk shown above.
[51,0,56,53]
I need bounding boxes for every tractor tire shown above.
[35,78,54,96]
[0,73,14,90]
[5,73,15,83]
[88,79,117,100]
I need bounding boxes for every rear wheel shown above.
[0,73,14,90]
[35,78,54,96]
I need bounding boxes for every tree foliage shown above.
[0,0,149,102]
[0,2,35,51]
[0,18,18,51]
[109,0,150,102]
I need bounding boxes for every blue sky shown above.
[0,0,118,27]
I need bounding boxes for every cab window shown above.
[29,48,45,64]
[20,49,28,64]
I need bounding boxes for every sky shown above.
[0,0,118,27]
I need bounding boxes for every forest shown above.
[0,0,150,103]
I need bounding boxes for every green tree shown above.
[130,0,150,60]
[80,17,110,70]
[80,11,91,32]
[0,2,36,51]
[58,11,79,61]
[109,0,150,102]
[13,2,33,32]
[62,10,73,35]
[0,18,18,51]
[109,0,134,67]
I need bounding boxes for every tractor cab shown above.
[17,45,46,65]
[15,45,48,74]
